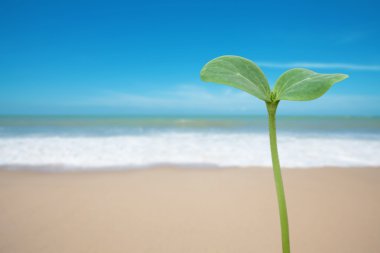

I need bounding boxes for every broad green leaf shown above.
[200,55,271,101]
[273,68,348,101]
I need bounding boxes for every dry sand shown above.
[0,167,380,253]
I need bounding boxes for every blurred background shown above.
[1,0,380,169]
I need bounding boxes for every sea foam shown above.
[1,132,379,170]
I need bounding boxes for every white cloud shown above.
[278,94,380,115]
[74,85,380,115]
[257,62,380,71]
[80,85,263,114]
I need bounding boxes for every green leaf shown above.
[200,55,271,101]
[273,68,348,101]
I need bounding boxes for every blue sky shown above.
[1,0,380,115]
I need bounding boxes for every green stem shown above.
[266,101,290,253]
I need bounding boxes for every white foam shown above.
[0,132,379,170]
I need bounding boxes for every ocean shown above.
[0,115,379,170]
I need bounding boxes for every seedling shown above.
[200,55,348,253]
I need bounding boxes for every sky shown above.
[1,0,380,115]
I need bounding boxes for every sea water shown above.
[0,115,379,170]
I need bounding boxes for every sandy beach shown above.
[1,167,379,253]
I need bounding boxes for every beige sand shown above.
[0,167,380,253]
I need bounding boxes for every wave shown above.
[1,132,379,170]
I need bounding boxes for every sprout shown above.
[200,55,348,253]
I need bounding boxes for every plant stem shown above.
[266,101,291,253]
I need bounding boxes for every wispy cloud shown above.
[258,62,380,71]
[79,85,263,114]
[68,85,380,115]
[279,94,380,115]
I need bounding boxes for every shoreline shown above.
[1,164,380,173]
[1,167,380,253]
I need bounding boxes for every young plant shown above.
[200,55,348,253]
